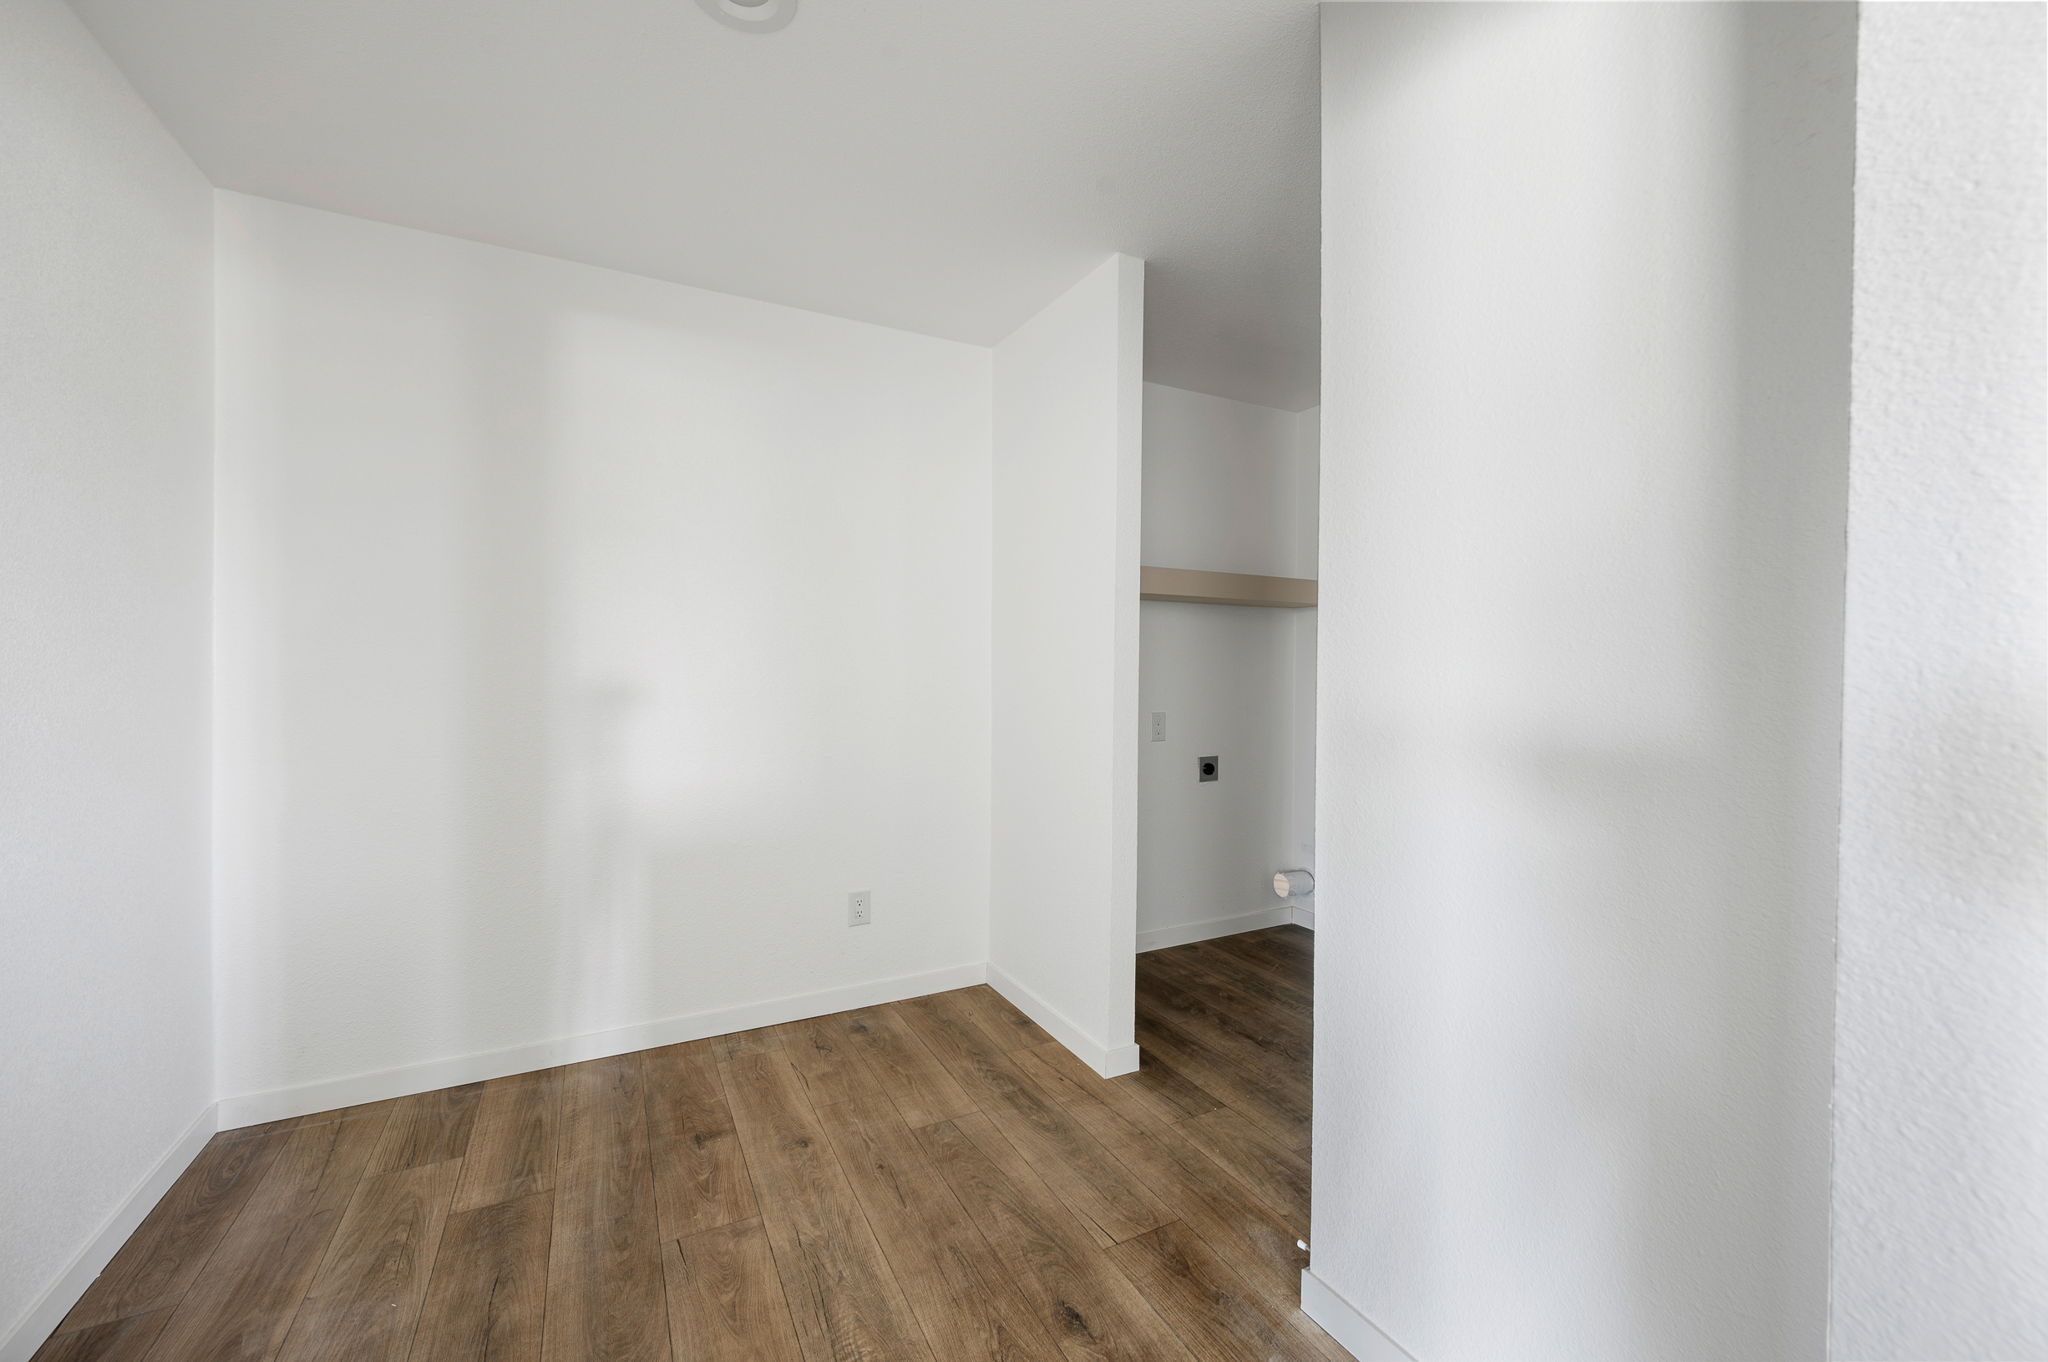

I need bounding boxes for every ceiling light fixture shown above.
[695,0,797,33]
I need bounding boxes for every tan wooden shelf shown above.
[1140,566,1318,608]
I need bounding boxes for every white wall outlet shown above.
[1151,711,1167,742]
[848,890,872,926]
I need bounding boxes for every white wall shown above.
[213,193,993,1112]
[1833,7,2048,1359]
[1314,5,1851,1359]
[1138,385,1317,947]
[0,0,215,1348]
[988,255,1145,1075]
[1143,385,1318,581]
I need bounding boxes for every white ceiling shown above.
[71,0,1321,411]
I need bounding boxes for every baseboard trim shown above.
[1299,1270,1415,1362]
[1099,1041,1142,1075]
[1289,902,1316,930]
[215,962,988,1130]
[984,965,1140,1078]
[1,1103,219,1362]
[1138,905,1295,953]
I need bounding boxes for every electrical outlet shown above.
[848,890,872,926]
[1151,711,1166,742]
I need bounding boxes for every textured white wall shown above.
[1314,5,1851,1357]
[1833,7,2048,1359]
[1138,385,1317,944]
[0,0,215,1345]
[213,193,993,1106]
[989,256,1145,1074]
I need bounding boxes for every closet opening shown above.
[1131,380,1318,1218]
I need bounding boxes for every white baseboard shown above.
[1137,904,1295,953]
[984,965,1140,1078]
[1,1103,219,1362]
[1299,1270,1415,1362]
[215,962,988,1130]
[1289,902,1316,930]
[1100,1042,1142,1074]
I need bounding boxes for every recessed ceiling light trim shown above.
[694,0,797,33]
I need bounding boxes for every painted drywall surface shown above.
[988,256,1144,1072]
[1287,410,1320,888]
[1832,7,2048,1358]
[1142,384,1316,580]
[0,0,215,1343]
[1138,385,1317,942]
[213,193,993,1102]
[1315,5,1851,1359]
[1139,602,1298,942]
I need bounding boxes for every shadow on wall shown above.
[1313,4,1851,1359]
[442,286,678,1065]
[1537,8,1853,1354]
[244,269,674,1084]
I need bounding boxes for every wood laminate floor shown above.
[34,926,1331,1361]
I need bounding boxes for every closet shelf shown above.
[1140,566,1317,608]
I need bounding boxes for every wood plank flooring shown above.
[34,927,1330,1362]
